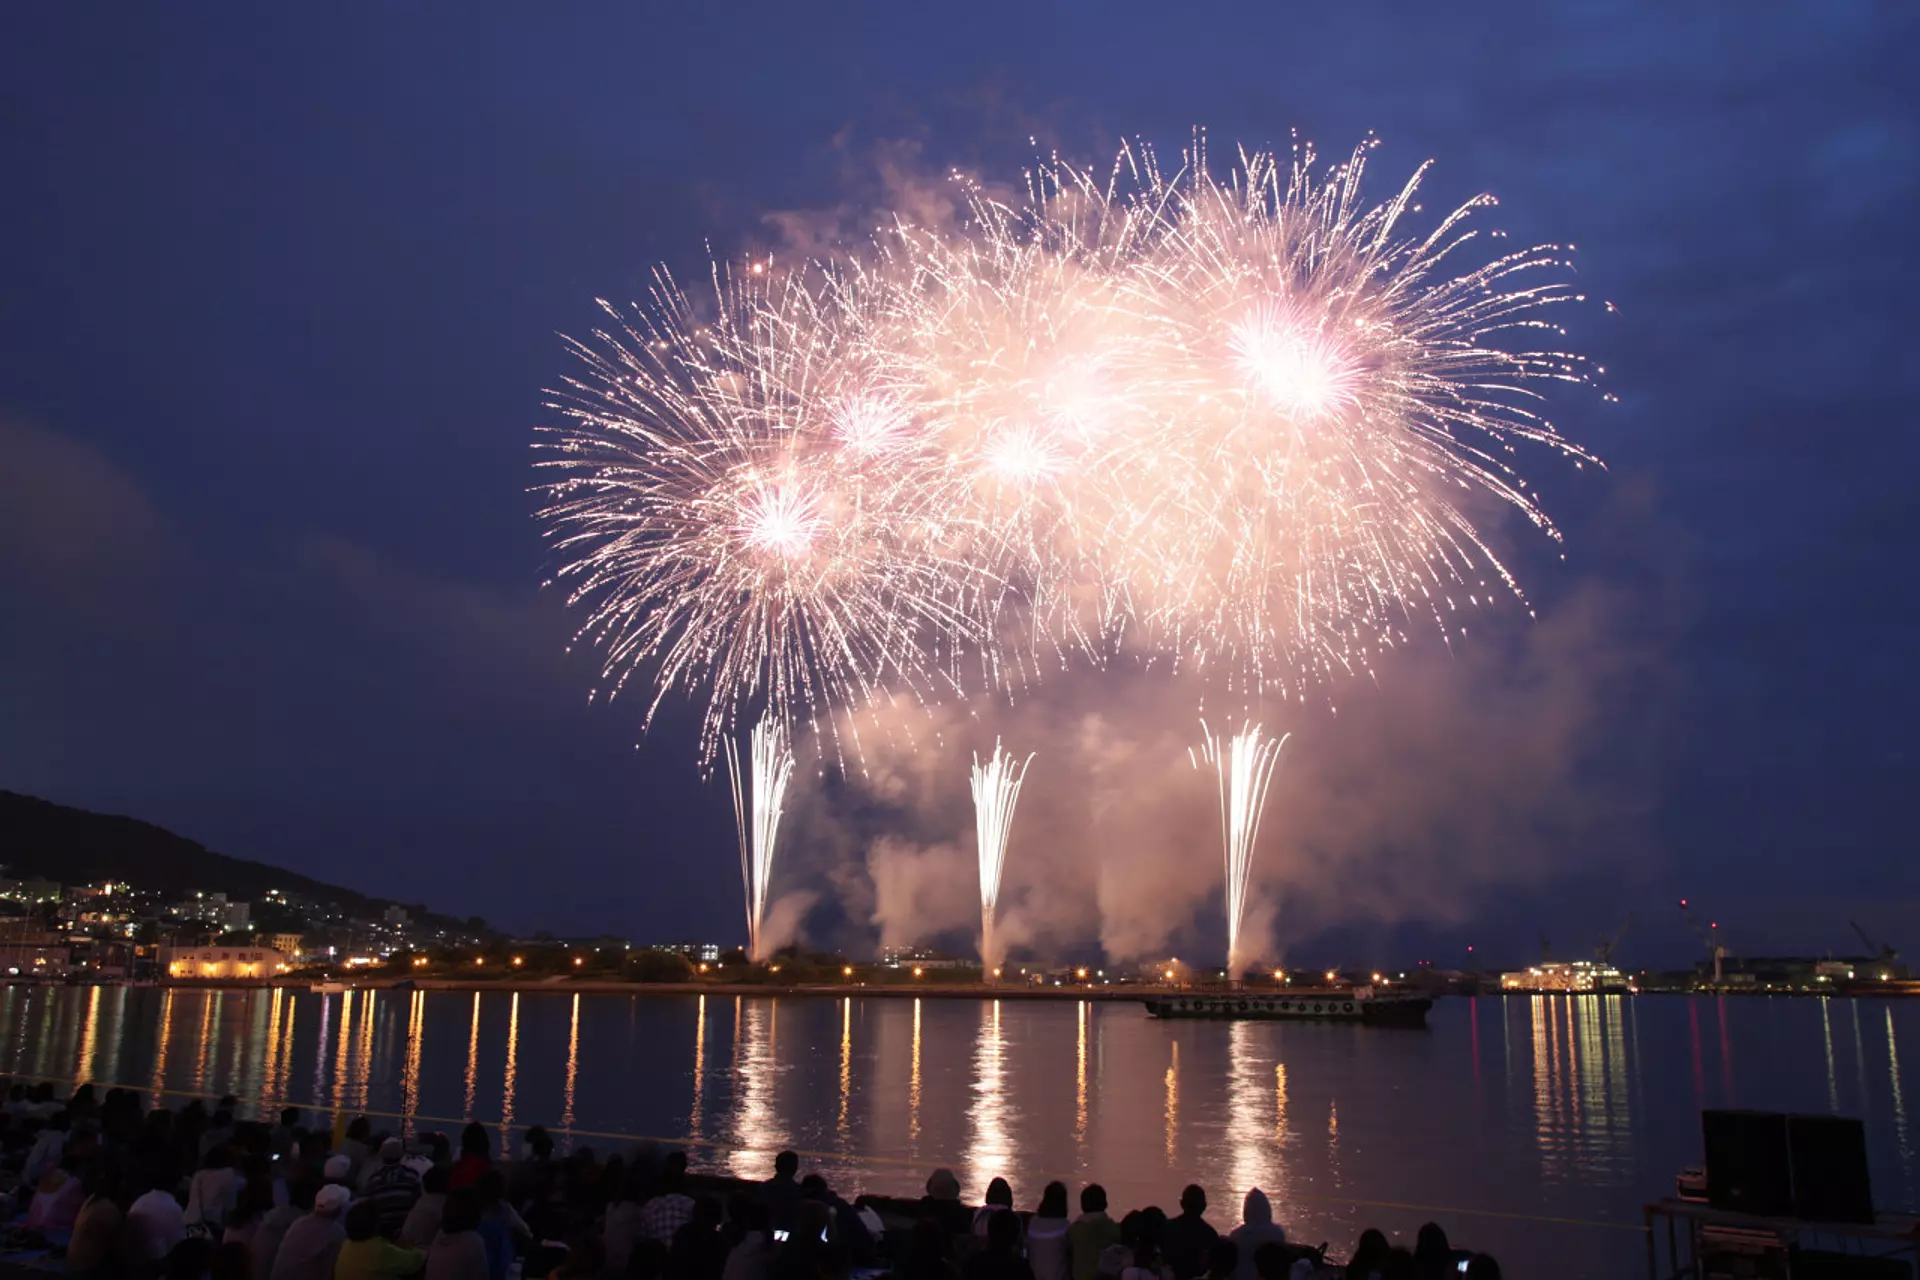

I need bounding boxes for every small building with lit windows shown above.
[160,945,289,980]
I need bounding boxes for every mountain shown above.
[0,790,475,931]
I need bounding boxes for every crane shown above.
[1851,921,1899,965]
[1596,914,1633,965]
[1679,899,1730,984]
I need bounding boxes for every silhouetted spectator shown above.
[1069,1184,1123,1280]
[964,1209,1037,1280]
[402,1165,452,1250]
[426,1188,491,1280]
[667,1197,729,1280]
[366,1138,425,1238]
[1345,1230,1389,1280]
[973,1176,1019,1242]
[1028,1182,1072,1280]
[270,1182,350,1280]
[763,1149,803,1223]
[1228,1191,1287,1280]
[449,1123,492,1191]
[1161,1186,1218,1279]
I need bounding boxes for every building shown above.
[160,945,290,980]
[879,946,970,969]
[266,933,305,957]
[0,943,69,977]
[383,905,410,927]
[1501,960,1630,993]
[650,941,722,963]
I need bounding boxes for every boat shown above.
[1142,985,1432,1026]
[311,980,351,994]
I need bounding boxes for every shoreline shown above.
[14,976,1920,999]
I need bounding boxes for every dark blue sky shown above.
[2,4,1914,967]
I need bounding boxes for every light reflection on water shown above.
[1,987,1916,1280]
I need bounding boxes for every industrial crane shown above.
[1679,899,1731,983]
[1851,921,1900,981]
[1596,914,1633,965]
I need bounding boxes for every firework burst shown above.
[537,133,1601,760]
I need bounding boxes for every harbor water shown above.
[2,985,1914,1277]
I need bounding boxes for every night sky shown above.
[3,4,1914,967]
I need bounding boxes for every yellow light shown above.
[698,963,708,973]
[913,967,923,977]
[1326,970,1337,982]
[413,957,426,967]
[573,956,583,967]
[1371,973,1382,982]
[475,957,484,966]
[512,956,523,967]
[1075,967,1087,980]
[769,964,781,973]
[1273,969,1284,980]
[843,966,854,977]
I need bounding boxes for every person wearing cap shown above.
[365,1137,424,1238]
[269,1182,350,1280]
[325,1153,355,1185]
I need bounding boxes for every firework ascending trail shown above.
[1193,721,1289,977]
[726,717,795,962]
[970,740,1033,981]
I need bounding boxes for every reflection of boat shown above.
[1143,986,1431,1026]
[311,981,350,994]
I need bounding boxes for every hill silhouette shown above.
[0,790,465,929]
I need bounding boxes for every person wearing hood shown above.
[1227,1192,1287,1280]
[269,1182,350,1280]
[1026,1182,1072,1280]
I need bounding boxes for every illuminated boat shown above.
[1142,985,1431,1026]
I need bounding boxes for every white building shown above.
[161,945,289,980]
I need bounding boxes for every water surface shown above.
[3,985,1914,1278]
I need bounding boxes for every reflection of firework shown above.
[970,740,1033,978]
[726,717,794,961]
[539,135,1600,760]
[1193,721,1288,976]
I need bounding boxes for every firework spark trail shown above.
[970,739,1033,979]
[1193,721,1289,976]
[726,717,795,961]
[537,133,1603,761]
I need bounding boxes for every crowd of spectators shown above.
[0,1077,1503,1279]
